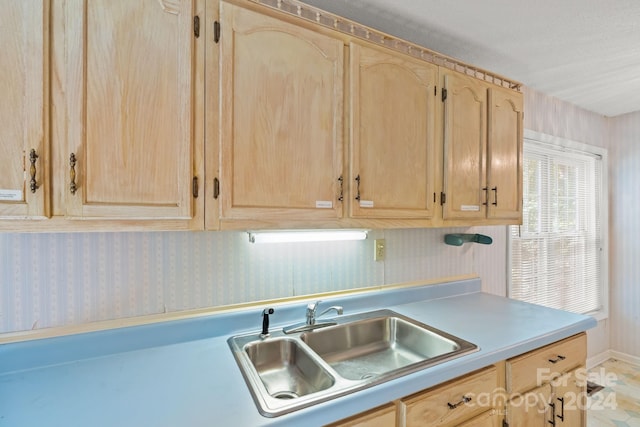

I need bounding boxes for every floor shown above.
[588,359,640,426]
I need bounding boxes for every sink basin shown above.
[244,338,334,399]
[300,315,464,380]
[228,309,478,417]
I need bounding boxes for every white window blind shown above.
[510,137,605,315]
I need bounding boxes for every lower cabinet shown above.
[506,333,587,427]
[400,366,499,426]
[325,403,396,427]
[327,333,587,427]
[457,409,501,427]
[506,383,552,426]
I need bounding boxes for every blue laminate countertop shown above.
[0,278,596,427]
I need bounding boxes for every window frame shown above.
[507,129,609,321]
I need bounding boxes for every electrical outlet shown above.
[374,239,385,261]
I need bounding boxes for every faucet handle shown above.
[307,300,322,313]
[306,300,322,325]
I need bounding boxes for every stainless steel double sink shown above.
[227,309,478,417]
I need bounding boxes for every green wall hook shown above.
[444,233,493,246]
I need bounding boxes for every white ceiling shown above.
[303,0,640,117]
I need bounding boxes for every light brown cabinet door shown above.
[507,383,552,427]
[455,409,501,427]
[326,403,396,427]
[350,42,437,219]
[441,70,488,220]
[0,0,48,219]
[220,2,344,221]
[64,0,196,219]
[402,366,498,427]
[487,86,523,221]
[552,369,586,427]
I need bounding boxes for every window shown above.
[509,130,608,318]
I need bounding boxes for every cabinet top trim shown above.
[247,0,522,92]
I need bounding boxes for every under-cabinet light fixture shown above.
[248,229,368,244]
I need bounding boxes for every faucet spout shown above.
[317,305,343,319]
[283,301,344,334]
[306,301,343,325]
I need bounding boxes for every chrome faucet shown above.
[306,301,343,325]
[283,300,343,334]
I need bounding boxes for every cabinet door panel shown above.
[552,369,586,427]
[442,71,487,220]
[507,383,552,426]
[65,0,195,219]
[350,42,437,219]
[326,403,395,427]
[488,86,523,220]
[455,409,500,427]
[0,0,48,218]
[220,2,343,221]
[402,366,498,427]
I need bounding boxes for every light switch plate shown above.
[374,239,385,261]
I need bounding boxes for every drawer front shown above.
[326,404,396,427]
[507,333,586,394]
[456,409,501,427]
[402,366,498,427]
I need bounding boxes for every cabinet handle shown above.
[69,153,77,195]
[557,397,565,421]
[548,355,566,364]
[29,149,39,193]
[492,187,498,206]
[354,175,361,201]
[213,177,220,199]
[337,176,344,202]
[482,187,488,205]
[447,395,472,410]
[192,176,199,198]
[549,402,556,426]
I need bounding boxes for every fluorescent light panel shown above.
[248,230,368,244]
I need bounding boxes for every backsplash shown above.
[0,227,505,334]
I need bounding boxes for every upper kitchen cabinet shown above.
[0,0,49,219]
[441,69,523,223]
[63,0,201,221]
[349,42,438,220]
[218,2,344,225]
[441,70,488,221]
[487,85,523,221]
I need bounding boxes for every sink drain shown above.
[272,391,300,400]
[360,373,377,380]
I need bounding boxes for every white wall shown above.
[608,112,640,358]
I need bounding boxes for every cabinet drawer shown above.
[401,366,498,427]
[456,409,500,427]
[325,403,396,427]
[507,333,586,394]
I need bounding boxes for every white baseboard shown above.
[587,349,640,368]
[610,350,640,367]
[587,350,612,369]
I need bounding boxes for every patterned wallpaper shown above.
[609,112,640,359]
[0,227,505,334]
